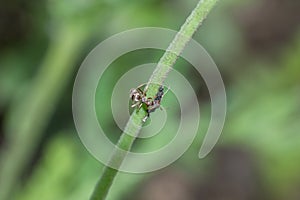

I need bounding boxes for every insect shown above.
[129,85,167,122]
[147,86,164,112]
[129,84,151,110]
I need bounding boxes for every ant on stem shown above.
[129,84,168,122]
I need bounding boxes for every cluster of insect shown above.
[129,84,167,122]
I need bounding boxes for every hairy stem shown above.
[90,0,219,199]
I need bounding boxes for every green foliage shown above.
[1,0,300,200]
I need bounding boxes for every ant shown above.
[129,85,168,122]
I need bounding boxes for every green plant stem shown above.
[90,0,219,199]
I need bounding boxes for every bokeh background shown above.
[0,0,300,199]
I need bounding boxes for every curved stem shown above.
[90,0,219,199]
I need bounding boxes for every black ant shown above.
[129,85,168,122]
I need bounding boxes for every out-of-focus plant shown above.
[0,1,110,199]
[2,0,299,199]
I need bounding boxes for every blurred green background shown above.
[0,0,299,199]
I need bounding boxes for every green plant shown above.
[90,0,219,199]
[0,1,107,199]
